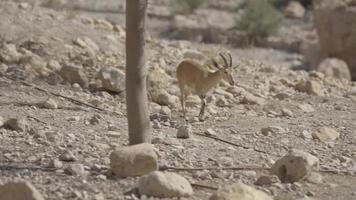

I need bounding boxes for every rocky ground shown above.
[0,0,356,200]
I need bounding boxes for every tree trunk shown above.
[125,0,151,145]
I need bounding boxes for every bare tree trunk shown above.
[126,0,151,145]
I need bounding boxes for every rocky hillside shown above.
[0,0,356,200]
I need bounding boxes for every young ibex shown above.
[176,52,235,121]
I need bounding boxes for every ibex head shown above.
[212,52,235,86]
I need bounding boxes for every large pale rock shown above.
[314,0,356,80]
[110,143,158,177]
[0,181,44,200]
[312,127,340,142]
[271,149,319,183]
[209,182,273,200]
[98,67,125,93]
[138,171,193,198]
[59,63,88,87]
[147,65,173,90]
[317,58,351,80]
[285,1,305,18]
[241,92,265,105]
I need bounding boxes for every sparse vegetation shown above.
[171,0,204,14]
[237,0,282,43]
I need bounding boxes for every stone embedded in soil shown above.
[0,43,21,63]
[48,158,63,169]
[281,108,293,117]
[4,117,28,132]
[260,126,285,136]
[284,1,305,19]
[138,171,193,198]
[271,149,319,183]
[317,58,351,81]
[298,103,315,113]
[59,63,89,88]
[312,127,340,142]
[241,92,265,105]
[204,128,217,136]
[64,164,87,176]
[0,181,44,200]
[209,182,273,200]
[255,175,280,186]
[36,98,58,109]
[295,79,325,96]
[59,150,76,162]
[97,66,125,93]
[110,143,158,177]
[177,125,191,139]
[0,63,8,74]
[306,172,323,184]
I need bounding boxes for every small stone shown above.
[209,182,273,200]
[106,131,121,138]
[306,172,323,184]
[47,60,62,71]
[312,127,340,142]
[160,106,172,118]
[59,150,76,162]
[45,131,59,142]
[89,114,101,125]
[281,108,293,117]
[0,43,21,63]
[67,116,80,122]
[216,95,229,107]
[261,126,285,136]
[298,103,315,113]
[295,80,325,96]
[204,128,217,136]
[255,175,280,186]
[4,117,28,132]
[177,125,191,139]
[94,19,114,30]
[152,89,177,107]
[0,63,8,74]
[0,181,44,200]
[152,120,161,129]
[98,67,125,93]
[110,143,158,177]
[301,130,312,139]
[138,171,193,198]
[59,63,89,87]
[64,164,87,176]
[271,149,319,183]
[48,159,63,169]
[36,98,58,109]
[241,92,265,105]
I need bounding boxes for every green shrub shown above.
[237,0,282,42]
[171,0,204,14]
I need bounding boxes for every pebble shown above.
[59,150,76,162]
[177,125,191,139]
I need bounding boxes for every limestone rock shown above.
[284,1,305,19]
[0,43,21,63]
[317,58,351,80]
[59,63,88,87]
[97,66,125,93]
[295,79,325,96]
[241,92,265,105]
[0,181,44,200]
[314,0,356,79]
[0,116,4,127]
[255,175,280,186]
[177,125,191,139]
[110,143,158,177]
[4,117,28,132]
[0,63,9,74]
[36,98,58,109]
[261,126,285,136]
[138,171,193,198]
[298,103,315,113]
[209,182,273,200]
[271,149,319,183]
[151,89,177,107]
[64,164,87,176]
[59,150,76,162]
[312,127,340,142]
